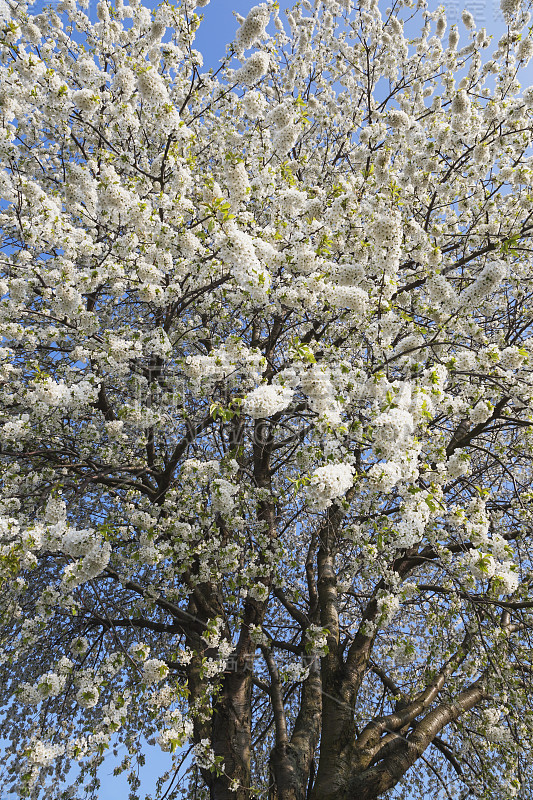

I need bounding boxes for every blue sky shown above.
[193,0,523,71]
[3,0,531,798]
[194,0,258,65]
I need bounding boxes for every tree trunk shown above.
[210,669,253,800]
[307,688,356,800]
[268,657,322,800]
[268,744,310,800]
[309,532,359,800]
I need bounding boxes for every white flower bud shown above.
[461,9,475,29]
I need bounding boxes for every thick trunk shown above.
[307,693,355,800]
[311,680,487,800]
[185,595,253,800]
[310,767,396,800]
[268,656,322,800]
[309,535,359,800]
[210,669,253,800]
[269,744,311,800]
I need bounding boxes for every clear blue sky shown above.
[194,0,259,66]
[4,0,530,798]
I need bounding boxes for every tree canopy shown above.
[1,0,533,797]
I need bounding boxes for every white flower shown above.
[105,420,124,440]
[53,285,83,317]
[62,541,111,587]
[517,38,533,63]
[500,0,520,16]
[463,549,497,580]
[73,89,100,114]
[234,52,270,86]
[326,284,368,314]
[265,101,294,128]
[28,740,63,767]
[451,90,471,116]
[114,67,136,99]
[305,625,329,657]
[137,69,169,104]
[283,662,310,683]
[235,4,270,51]
[242,384,293,418]
[142,658,169,684]
[493,563,519,594]
[248,582,269,601]
[211,479,238,514]
[158,723,192,753]
[461,9,475,29]
[448,27,460,49]
[44,495,67,525]
[299,366,342,426]
[436,15,446,36]
[367,461,402,492]
[56,657,73,675]
[130,642,151,660]
[375,592,400,628]
[222,224,272,301]
[176,648,193,665]
[70,637,89,657]
[470,400,493,424]
[370,213,402,248]
[307,463,355,510]
[249,625,269,645]
[226,162,250,203]
[182,459,220,483]
[391,639,416,665]
[76,686,99,709]
[272,122,300,157]
[446,450,470,479]
[461,260,507,306]
[388,109,410,128]
[242,90,266,118]
[427,273,458,309]
[372,408,414,457]
[36,672,64,699]
[193,739,216,769]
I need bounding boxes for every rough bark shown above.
[269,659,322,800]
[309,518,484,800]
[210,669,253,800]
[345,680,486,800]
[205,416,277,799]
[309,499,376,800]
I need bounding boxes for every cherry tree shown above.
[1,0,533,797]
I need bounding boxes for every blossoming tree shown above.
[1,0,533,797]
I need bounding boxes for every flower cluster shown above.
[242,90,267,118]
[372,408,414,458]
[305,625,329,657]
[235,4,271,53]
[234,51,270,86]
[225,162,250,204]
[242,384,293,418]
[142,659,169,685]
[306,463,354,510]
[158,717,194,753]
[137,68,169,104]
[221,223,272,302]
[265,101,300,157]
[367,460,402,493]
[211,479,238,515]
[300,366,342,426]
[461,260,507,307]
